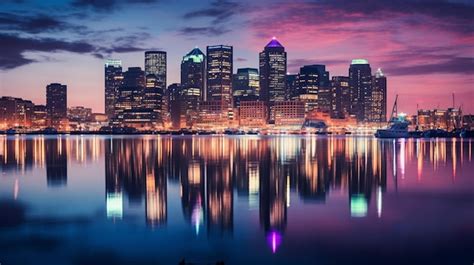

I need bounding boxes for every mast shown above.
[389,94,398,122]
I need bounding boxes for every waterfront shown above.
[0,135,473,265]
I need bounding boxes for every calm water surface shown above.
[0,135,473,265]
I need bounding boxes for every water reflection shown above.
[0,135,473,263]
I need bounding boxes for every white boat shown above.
[375,119,409,138]
[375,95,409,138]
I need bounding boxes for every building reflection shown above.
[0,135,471,240]
[45,137,67,187]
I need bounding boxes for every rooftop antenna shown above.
[452,93,455,108]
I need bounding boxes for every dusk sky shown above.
[1,0,473,114]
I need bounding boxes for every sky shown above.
[0,0,473,114]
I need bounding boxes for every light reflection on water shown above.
[0,135,473,265]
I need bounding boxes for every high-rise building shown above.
[370,68,387,123]
[144,51,167,89]
[181,47,206,100]
[144,74,163,124]
[46,83,67,128]
[232,68,259,107]
[297,64,330,112]
[0,96,34,128]
[104,59,122,119]
[114,67,155,127]
[206,45,233,120]
[331,76,351,119]
[349,59,372,122]
[285,74,298,100]
[259,38,287,110]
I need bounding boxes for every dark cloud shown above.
[250,0,474,34]
[71,0,160,11]
[0,12,86,34]
[179,26,230,37]
[385,57,474,76]
[0,34,96,69]
[183,0,243,23]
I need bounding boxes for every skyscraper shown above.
[144,51,167,89]
[259,37,287,121]
[114,67,155,127]
[285,74,298,100]
[206,45,233,120]
[181,47,206,100]
[349,59,372,122]
[331,76,351,119]
[232,68,259,107]
[46,83,67,128]
[104,59,122,119]
[297,64,330,112]
[144,74,163,123]
[370,68,387,123]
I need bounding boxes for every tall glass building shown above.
[181,47,205,100]
[104,59,122,119]
[349,59,372,122]
[259,37,287,122]
[145,51,167,89]
[46,83,67,128]
[206,45,233,120]
[232,68,259,107]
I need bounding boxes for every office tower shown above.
[104,59,122,119]
[370,68,387,123]
[68,106,92,122]
[145,51,167,123]
[232,68,259,107]
[349,59,372,122]
[115,67,154,127]
[296,65,330,112]
[0,97,35,128]
[331,76,351,119]
[46,83,67,128]
[206,45,233,120]
[181,47,206,100]
[144,51,166,89]
[259,37,287,110]
[144,74,163,123]
[285,74,298,100]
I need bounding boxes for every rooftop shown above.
[265,37,284,48]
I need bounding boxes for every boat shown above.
[375,95,409,138]
[460,129,474,138]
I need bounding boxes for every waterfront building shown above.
[370,68,387,123]
[232,68,259,107]
[296,65,330,112]
[104,59,123,119]
[68,106,92,122]
[0,96,35,129]
[285,74,298,100]
[273,101,305,127]
[259,37,287,121]
[181,47,206,100]
[46,83,67,128]
[239,101,267,128]
[207,45,233,121]
[331,76,351,119]
[349,59,372,122]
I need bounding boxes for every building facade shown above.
[370,68,387,123]
[259,37,287,119]
[46,83,67,128]
[331,76,351,119]
[232,68,259,107]
[239,101,267,128]
[349,59,372,122]
[104,59,122,119]
[206,45,233,122]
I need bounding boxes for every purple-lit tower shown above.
[259,37,287,122]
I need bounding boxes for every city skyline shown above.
[1,0,473,114]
